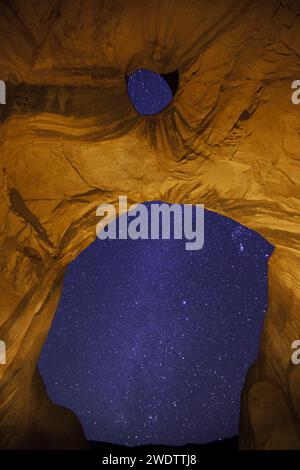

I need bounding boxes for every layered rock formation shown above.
[0,0,299,449]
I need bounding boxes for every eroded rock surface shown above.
[0,0,299,449]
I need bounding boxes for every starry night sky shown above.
[127,68,173,114]
[39,70,273,446]
[39,206,273,446]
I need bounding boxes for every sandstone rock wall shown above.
[0,0,299,449]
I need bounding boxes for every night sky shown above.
[39,70,273,446]
[127,68,173,115]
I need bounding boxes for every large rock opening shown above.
[38,204,272,446]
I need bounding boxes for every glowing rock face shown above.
[0,0,299,450]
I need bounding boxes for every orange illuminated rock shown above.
[0,0,299,449]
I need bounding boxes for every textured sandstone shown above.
[0,0,299,449]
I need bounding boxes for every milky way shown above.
[39,206,273,446]
[127,68,173,115]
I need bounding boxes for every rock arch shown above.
[0,0,299,449]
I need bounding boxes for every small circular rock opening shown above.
[126,68,179,115]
